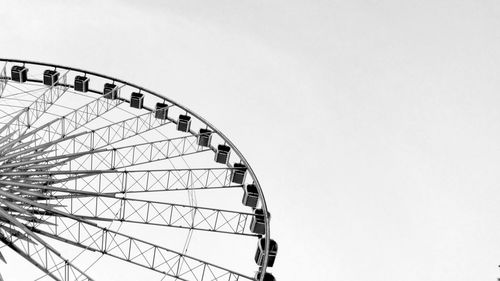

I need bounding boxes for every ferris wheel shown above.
[0,59,277,281]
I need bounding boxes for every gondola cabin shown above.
[177,114,191,132]
[242,184,259,208]
[155,103,168,120]
[255,238,278,267]
[74,76,89,92]
[130,92,144,109]
[11,65,28,83]
[215,144,231,164]
[198,129,212,147]
[103,83,118,99]
[254,272,276,281]
[231,163,247,184]
[250,209,270,235]
[43,70,59,86]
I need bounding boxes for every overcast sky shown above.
[1,1,500,280]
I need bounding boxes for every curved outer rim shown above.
[0,58,272,281]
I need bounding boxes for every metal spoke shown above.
[0,71,70,141]
[31,216,253,281]
[26,168,241,194]
[0,227,94,281]
[53,135,210,171]
[44,109,175,156]
[22,95,125,147]
[45,196,256,236]
[0,134,209,172]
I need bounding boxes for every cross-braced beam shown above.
[0,71,70,141]
[41,168,241,195]
[46,196,256,236]
[0,227,93,281]
[31,216,253,281]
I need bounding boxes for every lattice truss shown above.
[0,62,265,281]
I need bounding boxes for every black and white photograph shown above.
[0,1,499,281]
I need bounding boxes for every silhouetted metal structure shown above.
[0,59,276,281]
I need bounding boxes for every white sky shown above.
[1,0,500,280]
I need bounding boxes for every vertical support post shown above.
[0,62,7,97]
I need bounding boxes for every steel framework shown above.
[0,59,275,281]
